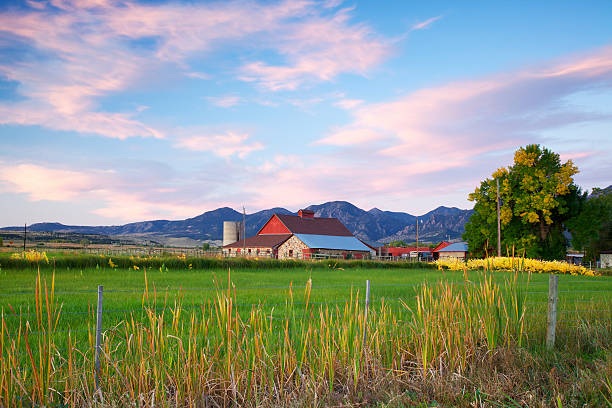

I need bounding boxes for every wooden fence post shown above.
[362,280,370,352]
[546,274,558,349]
[95,285,103,389]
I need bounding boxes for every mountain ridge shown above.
[1,201,474,245]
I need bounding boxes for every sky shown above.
[0,0,611,226]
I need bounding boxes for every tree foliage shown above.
[386,240,409,247]
[567,187,612,262]
[463,145,584,260]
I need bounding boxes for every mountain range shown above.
[1,201,474,246]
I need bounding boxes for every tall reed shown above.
[0,267,545,406]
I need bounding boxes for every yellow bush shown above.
[11,250,49,264]
[434,256,596,276]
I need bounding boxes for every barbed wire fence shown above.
[2,277,611,337]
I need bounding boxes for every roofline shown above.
[256,214,292,235]
[293,234,371,252]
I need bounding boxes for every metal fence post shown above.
[95,285,103,389]
[362,280,370,352]
[546,274,558,349]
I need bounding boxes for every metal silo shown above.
[223,221,241,246]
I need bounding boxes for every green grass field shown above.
[2,256,612,407]
[1,262,611,342]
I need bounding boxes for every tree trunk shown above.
[539,221,551,240]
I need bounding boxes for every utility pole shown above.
[416,217,419,261]
[23,223,26,252]
[496,178,501,257]
[242,206,246,255]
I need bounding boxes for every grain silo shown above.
[223,221,241,247]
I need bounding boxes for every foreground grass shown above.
[0,262,611,407]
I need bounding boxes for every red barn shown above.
[223,209,372,259]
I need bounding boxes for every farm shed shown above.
[381,246,432,260]
[436,242,468,260]
[432,241,452,260]
[222,209,370,259]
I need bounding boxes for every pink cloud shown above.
[318,46,612,157]
[174,131,263,158]
[207,96,242,108]
[255,46,612,213]
[0,0,391,138]
[334,98,364,110]
[0,164,108,201]
[239,9,391,90]
[0,161,226,222]
[411,15,442,31]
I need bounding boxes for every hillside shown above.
[1,201,473,245]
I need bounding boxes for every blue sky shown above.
[0,0,611,226]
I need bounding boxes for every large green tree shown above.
[463,145,585,260]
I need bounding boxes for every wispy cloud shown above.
[0,164,106,201]
[318,46,612,157]
[0,161,229,222]
[0,0,392,139]
[207,96,243,108]
[239,9,391,90]
[334,98,364,110]
[271,45,612,211]
[174,130,263,158]
[411,15,442,31]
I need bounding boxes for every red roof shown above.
[432,242,452,252]
[383,246,432,256]
[223,234,291,249]
[385,246,431,253]
[259,214,353,236]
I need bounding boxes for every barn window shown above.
[289,249,293,257]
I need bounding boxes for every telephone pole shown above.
[496,178,501,257]
[23,223,27,252]
[416,217,419,261]
[242,206,246,255]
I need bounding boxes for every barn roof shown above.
[438,242,468,252]
[223,234,291,249]
[432,241,452,252]
[273,214,353,236]
[294,234,371,252]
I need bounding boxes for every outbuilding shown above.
[436,242,468,260]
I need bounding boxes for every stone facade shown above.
[439,251,466,260]
[277,235,309,259]
[224,247,273,257]
[602,253,612,268]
